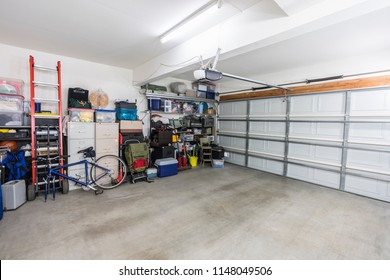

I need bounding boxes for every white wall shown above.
[0,43,149,136]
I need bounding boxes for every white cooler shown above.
[2,179,26,210]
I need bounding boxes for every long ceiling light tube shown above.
[160,0,220,43]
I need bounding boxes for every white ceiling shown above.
[175,5,390,90]
[0,0,259,68]
[1,0,390,90]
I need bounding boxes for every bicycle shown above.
[40,146,127,201]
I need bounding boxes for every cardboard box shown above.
[119,120,142,133]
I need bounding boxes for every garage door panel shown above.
[224,152,246,166]
[287,164,340,189]
[316,123,344,137]
[345,175,390,202]
[249,121,285,136]
[248,157,283,175]
[219,121,246,133]
[350,89,390,114]
[290,95,315,113]
[317,93,345,113]
[289,143,341,165]
[218,136,246,150]
[219,101,247,117]
[290,123,343,140]
[290,92,345,116]
[249,139,284,156]
[250,98,286,116]
[349,123,390,144]
[347,149,390,171]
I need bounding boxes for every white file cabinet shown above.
[67,122,95,190]
[95,123,119,158]
[94,123,119,185]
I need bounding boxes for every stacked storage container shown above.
[0,78,25,126]
[115,101,137,120]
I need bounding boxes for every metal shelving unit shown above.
[145,92,217,104]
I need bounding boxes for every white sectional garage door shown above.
[218,87,390,202]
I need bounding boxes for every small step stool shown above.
[200,138,212,167]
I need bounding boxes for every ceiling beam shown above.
[220,75,390,101]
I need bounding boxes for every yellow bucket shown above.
[189,156,198,167]
[172,134,178,143]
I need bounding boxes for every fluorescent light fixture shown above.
[160,0,220,43]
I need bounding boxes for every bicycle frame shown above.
[45,158,112,200]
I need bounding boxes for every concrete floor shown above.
[0,163,389,260]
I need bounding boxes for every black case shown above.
[115,101,137,109]
[151,146,175,163]
[68,87,91,108]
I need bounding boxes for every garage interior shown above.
[1,0,390,260]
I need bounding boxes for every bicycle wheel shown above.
[90,155,127,189]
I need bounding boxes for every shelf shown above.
[0,126,30,129]
[146,92,217,103]
[149,110,182,115]
[0,137,31,141]
[33,114,60,118]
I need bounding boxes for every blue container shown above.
[155,158,178,177]
[0,183,3,220]
[206,91,215,100]
[147,98,161,111]
[115,108,137,120]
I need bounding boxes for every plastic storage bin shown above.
[0,93,24,111]
[162,100,172,113]
[0,111,23,126]
[115,108,137,120]
[69,108,94,122]
[148,98,161,111]
[146,168,157,179]
[0,78,24,95]
[192,82,216,93]
[196,91,206,99]
[95,109,116,123]
[155,158,178,177]
[206,91,215,99]
[212,159,224,168]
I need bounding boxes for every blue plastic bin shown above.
[148,98,161,111]
[115,108,137,120]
